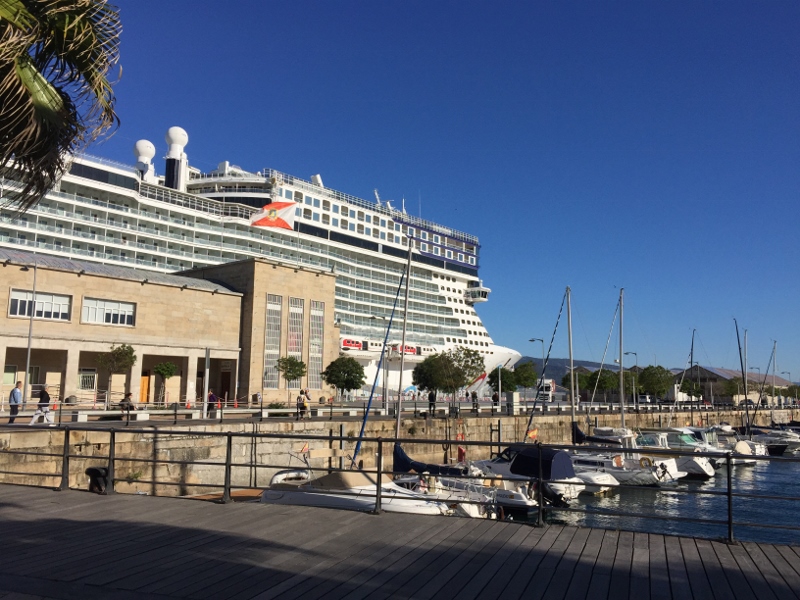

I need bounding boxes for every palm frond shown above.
[0,0,120,213]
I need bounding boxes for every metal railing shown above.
[0,425,797,544]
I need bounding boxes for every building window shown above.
[263,294,282,389]
[288,297,304,388]
[308,301,324,390]
[9,289,71,321]
[420,242,428,252]
[82,297,136,326]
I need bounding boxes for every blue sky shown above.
[95,1,799,375]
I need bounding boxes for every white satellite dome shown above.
[165,126,189,158]
[133,139,156,163]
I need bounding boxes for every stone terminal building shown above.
[0,248,337,407]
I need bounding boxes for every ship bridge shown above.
[464,280,490,304]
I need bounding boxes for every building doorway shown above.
[140,371,150,404]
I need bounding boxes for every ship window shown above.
[323,200,330,211]
[380,219,386,228]
[294,191,303,202]
[295,208,301,217]
[469,256,476,265]
[313,198,320,208]
[358,224,365,234]
[357,211,364,221]
[332,205,339,214]
[349,209,355,218]
[312,213,320,222]
[380,232,386,240]
[393,223,399,231]
[446,250,453,258]
[365,215,371,224]
[458,253,464,262]
[408,227,415,237]
[322,214,330,225]
[420,231,427,240]
[349,223,355,231]
[373,228,380,238]
[341,219,348,229]
[434,247,440,255]
[305,197,312,206]
[420,243,428,252]
[332,218,339,227]
[433,234,440,244]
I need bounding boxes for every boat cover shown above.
[572,423,623,446]
[505,445,576,480]
[392,443,467,476]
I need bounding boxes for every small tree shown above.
[152,361,178,406]
[322,356,365,401]
[96,344,137,400]
[638,365,675,399]
[275,356,307,404]
[487,367,516,393]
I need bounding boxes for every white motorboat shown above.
[688,426,759,465]
[635,429,718,479]
[261,469,451,516]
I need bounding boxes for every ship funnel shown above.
[133,139,157,183]
[164,126,189,191]
[311,174,324,188]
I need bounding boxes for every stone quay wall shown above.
[0,408,788,495]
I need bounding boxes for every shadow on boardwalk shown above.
[0,485,798,599]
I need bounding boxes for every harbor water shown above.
[550,458,800,545]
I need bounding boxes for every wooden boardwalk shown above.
[0,485,798,600]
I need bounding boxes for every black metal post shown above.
[58,399,63,426]
[536,441,544,527]
[58,428,70,491]
[726,451,734,544]
[222,433,233,503]
[259,392,264,422]
[329,397,333,421]
[219,404,224,424]
[107,429,116,494]
[173,402,178,425]
[373,438,383,514]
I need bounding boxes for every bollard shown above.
[222,433,233,503]
[58,428,70,491]
[106,429,116,495]
[373,438,383,514]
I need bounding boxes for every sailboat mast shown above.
[394,240,414,439]
[619,288,625,428]
[567,286,576,425]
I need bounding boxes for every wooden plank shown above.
[406,520,508,599]
[495,525,565,598]
[710,541,759,600]
[774,546,800,580]
[355,518,476,600]
[628,531,650,600]
[648,534,670,600]
[459,523,550,599]
[508,526,579,598]
[738,542,797,600]
[565,528,612,600]
[664,535,692,599]
[673,538,712,600]
[375,519,497,600]
[756,544,800,597]
[332,516,468,600]
[445,522,531,600]
[249,513,434,600]
[542,527,592,599]
[605,530,633,600]
[586,531,630,600]
[727,543,780,600]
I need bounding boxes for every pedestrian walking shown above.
[9,381,22,424]
[428,389,436,415]
[29,384,54,425]
[296,391,307,420]
[471,390,479,412]
[303,389,311,420]
[492,391,499,407]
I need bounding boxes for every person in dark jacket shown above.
[428,389,436,415]
[29,384,54,425]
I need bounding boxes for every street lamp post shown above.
[625,351,637,410]
[781,371,792,408]
[529,338,544,407]
[21,263,38,410]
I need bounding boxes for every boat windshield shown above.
[636,434,661,447]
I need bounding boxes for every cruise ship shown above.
[0,127,520,395]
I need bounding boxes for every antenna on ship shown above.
[373,189,381,206]
[402,197,406,214]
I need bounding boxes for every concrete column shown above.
[129,348,143,403]
[184,352,200,407]
[0,344,7,411]
[62,348,80,402]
